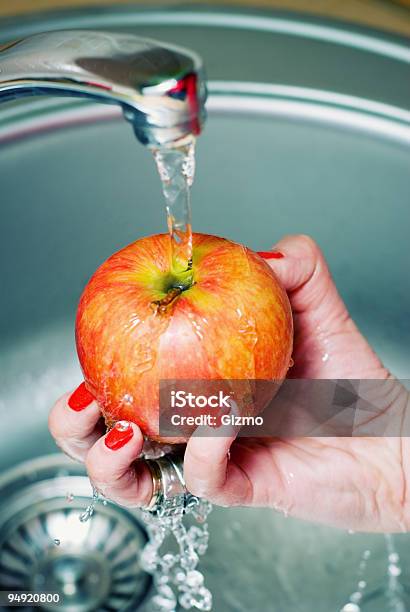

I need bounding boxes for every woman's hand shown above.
[48,385,153,508]
[183,236,410,532]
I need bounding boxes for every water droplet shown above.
[388,563,402,577]
[358,580,366,589]
[289,357,294,367]
[348,529,355,535]
[181,549,199,571]
[350,591,362,603]
[79,486,99,523]
[175,571,186,584]
[341,604,360,612]
[152,589,176,612]
[186,570,204,588]
[53,538,60,546]
[236,307,258,355]
[186,312,204,341]
[180,592,194,610]
[66,492,74,503]
[322,352,329,362]
[389,552,399,564]
[121,394,133,405]
[115,420,131,432]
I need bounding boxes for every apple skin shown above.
[76,233,293,443]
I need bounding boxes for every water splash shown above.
[79,486,99,523]
[385,534,406,612]
[153,139,195,282]
[76,471,212,611]
[340,549,371,612]
[140,496,213,611]
[143,438,175,459]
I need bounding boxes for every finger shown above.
[184,427,251,506]
[48,383,103,462]
[85,421,152,508]
[258,234,349,324]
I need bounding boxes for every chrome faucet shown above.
[0,29,207,146]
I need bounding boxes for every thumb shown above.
[184,430,235,500]
[258,234,348,323]
[184,424,252,506]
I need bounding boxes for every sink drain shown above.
[0,454,151,611]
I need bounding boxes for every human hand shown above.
[184,235,410,532]
[48,384,153,508]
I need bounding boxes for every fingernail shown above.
[105,421,134,450]
[68,382,94,411]
[258,251,284,259]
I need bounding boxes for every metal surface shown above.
[0,29,206,146]
[0,455,151,611]
[0,7,409,612]
[145,452,200,517]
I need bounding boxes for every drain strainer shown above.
[0,455,151,611]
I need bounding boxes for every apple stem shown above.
[151,286,183,315]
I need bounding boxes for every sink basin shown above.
[0,6,409,611]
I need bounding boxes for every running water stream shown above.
[136,137,213,611]
[153,138,195,285]
[139,495,212,611]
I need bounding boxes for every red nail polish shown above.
[105,421,134,450]
[258,251,284,259]
[68,382,94,411]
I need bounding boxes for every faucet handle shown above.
[0,30,207,146]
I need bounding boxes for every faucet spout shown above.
[0,30,207,146]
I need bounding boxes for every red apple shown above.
[76,233,293,442]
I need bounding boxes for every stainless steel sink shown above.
[0,455,151,611]
[0,6,409,611]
